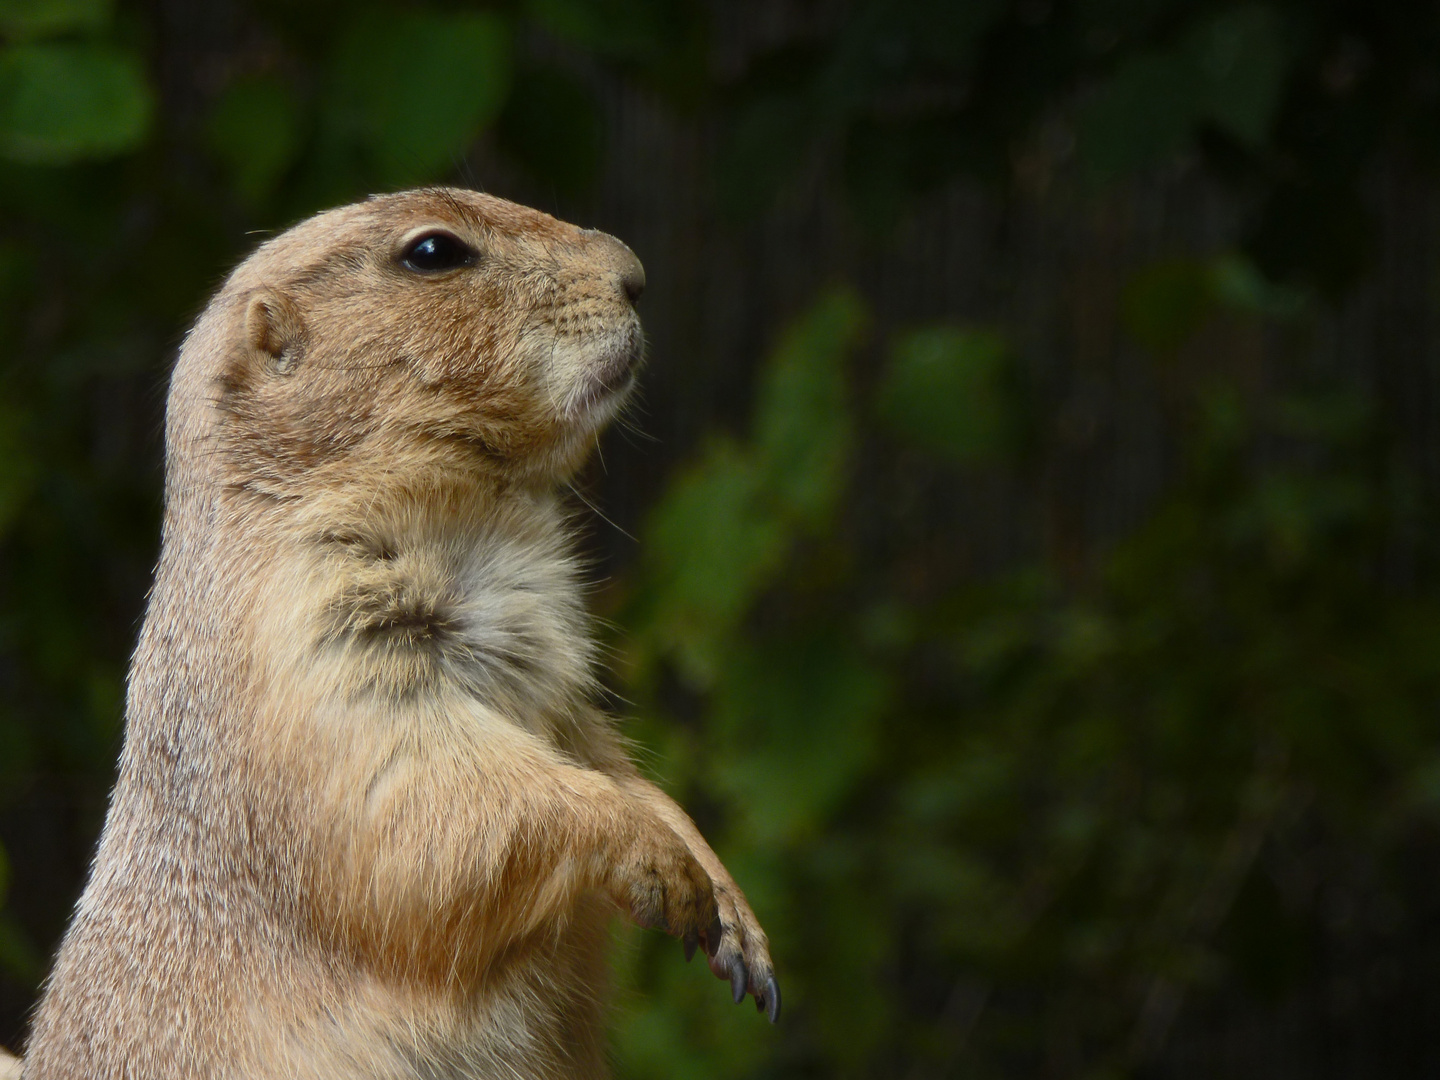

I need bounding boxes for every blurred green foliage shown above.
[879,328,1018,464]
[0,43,150,163]
[329,8,511,186]
[1080,6,1289,179]
[633,288,865,684]
[3,0,1440,1074]
[611,283,1440,1077]
[204,74,304,205]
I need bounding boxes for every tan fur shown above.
[22,189,775,1079]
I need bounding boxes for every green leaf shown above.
[1187,6,1289,147]
[205,74,305,204]
[632,289,866,683]
[0,42,152,163]
[1079,7,1291,182]
[1124,253,1312,355]
[1208,252,1308,319]
[753,287,866,524]
[877,326,1015,464]
[330,9,511,187]
[640,440,789,685]
[0,0,109,38]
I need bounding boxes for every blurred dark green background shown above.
[3,0,1440,1074]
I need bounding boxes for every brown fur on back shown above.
[22,189,776,1079]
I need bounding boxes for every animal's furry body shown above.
[22,189,775,1079]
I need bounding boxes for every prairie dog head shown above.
[170,188,645,503]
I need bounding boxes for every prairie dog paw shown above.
[610,825,719,944]
[695,882,780,1023]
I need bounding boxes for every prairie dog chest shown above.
[274,496,596,738]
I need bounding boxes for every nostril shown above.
[621,262,645,306]
[584,229,647,306]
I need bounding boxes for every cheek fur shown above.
[539,315,644,422]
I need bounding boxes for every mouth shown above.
[571,325,643,416]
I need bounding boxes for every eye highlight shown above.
[400,232,475,273]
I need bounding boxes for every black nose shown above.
[621,260,645,306]
[585,230,646,307]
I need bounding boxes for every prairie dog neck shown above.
[247,479,598,742]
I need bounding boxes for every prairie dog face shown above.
[185,188,646,497]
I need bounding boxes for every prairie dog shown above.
[23,188,777,1078]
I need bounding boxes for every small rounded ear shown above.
[245,288,306,374]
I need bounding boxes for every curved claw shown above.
[706,915,723,957]
[730,961,747,1005]
[764,974,781,1024]
[683,932,698,963]
[753,974,782,1023]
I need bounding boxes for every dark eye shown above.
[401,232,474,273]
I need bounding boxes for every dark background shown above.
[3,0,1440,1075]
